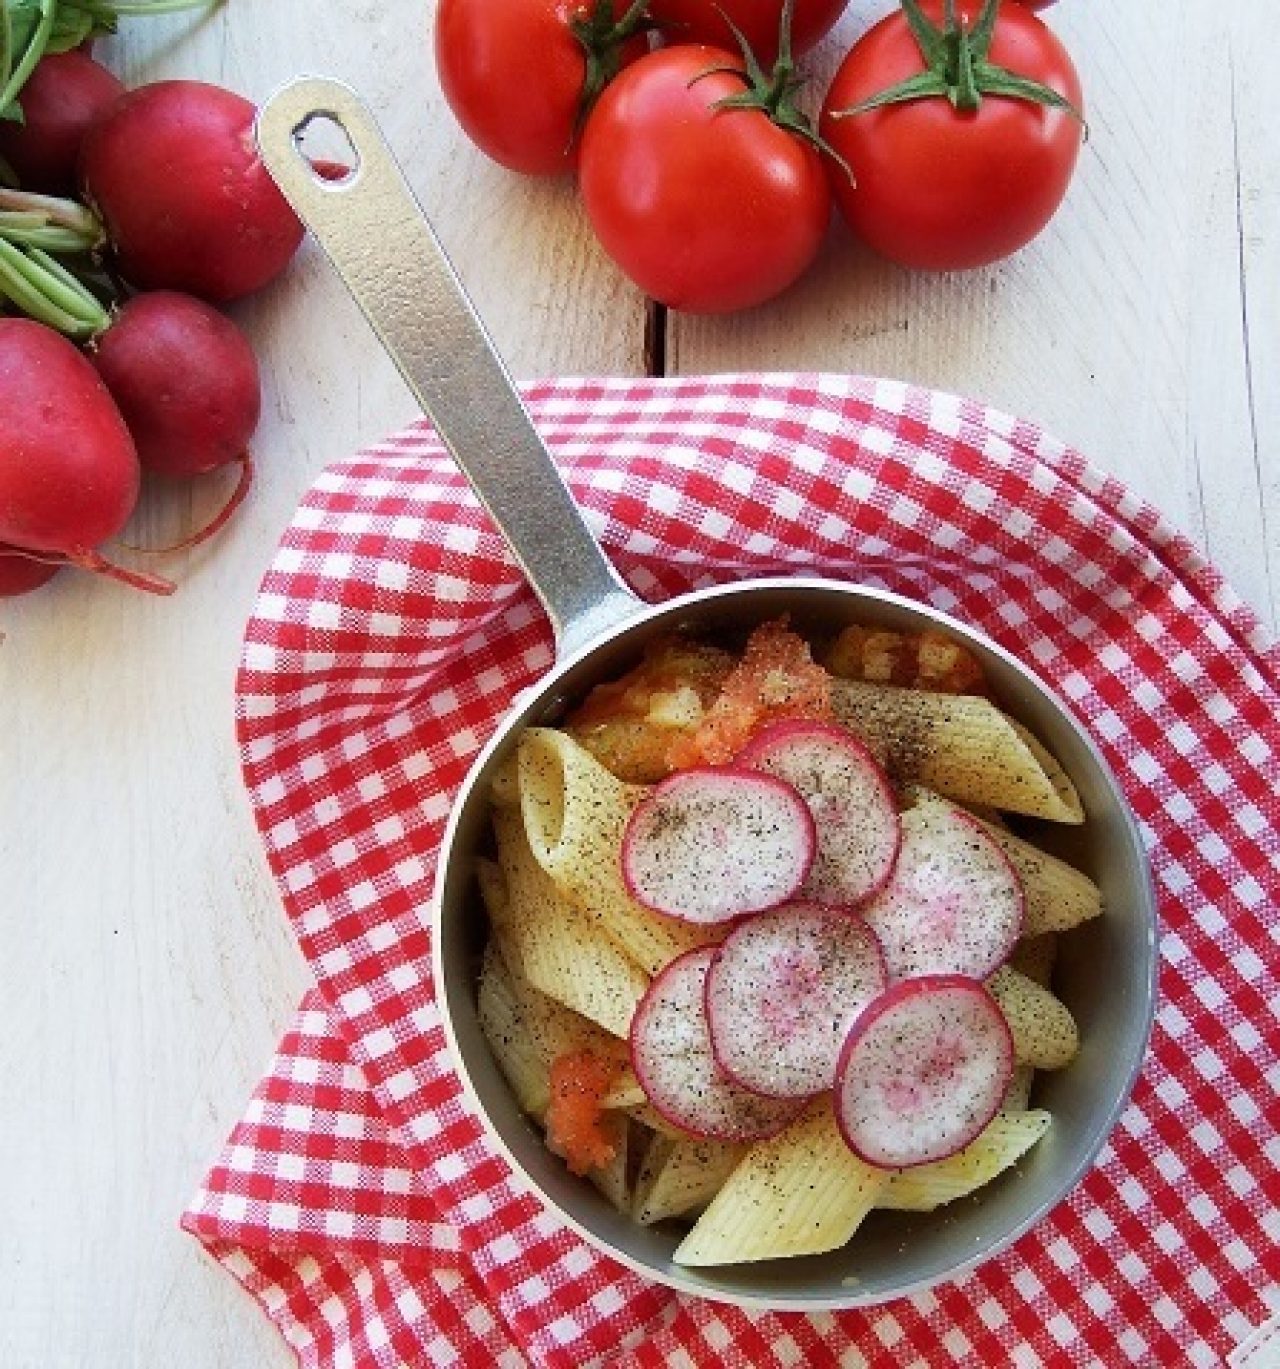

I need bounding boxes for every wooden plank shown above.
[1221,2,1280,630]
[666,0,1278,633]
[0,2,640,1366]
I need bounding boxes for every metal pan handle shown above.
[255,78,643,658]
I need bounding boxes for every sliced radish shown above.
[860,803,1023,980]
[621,767,815,924]
[629,948,803,1141]
[738,720,901,907]
[705,901,887,1099]
[833,975,1013,1168]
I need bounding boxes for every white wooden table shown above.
[1,2,1274,1364]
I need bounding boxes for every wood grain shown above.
[1,2,1275,1366]
[668,0,1279,632]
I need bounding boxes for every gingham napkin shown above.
[183,374,1280,1368]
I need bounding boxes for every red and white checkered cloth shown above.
[183,374,1280,1368]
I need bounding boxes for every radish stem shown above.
[0,236,107,335]
[1,543,177,595]
[0,187,102,242]
[72,547,176,594]
[0,240,97,335]
[120,451,255,553]
[0,0,55,115]
[0,210,92,251]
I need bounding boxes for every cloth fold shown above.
[183,375,1279,1368]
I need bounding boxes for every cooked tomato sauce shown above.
[668,618,834,769]
[546,1049,621,1176]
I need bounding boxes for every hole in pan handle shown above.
[253,78,642,659]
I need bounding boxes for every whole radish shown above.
[91,291,261,478]
[0,50,124,194]
[0,545,61,597]
[80,81,304,302]
[0,318,169,591]
[0,240,260,550]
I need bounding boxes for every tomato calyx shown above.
[570,0,657,138]
[830,0,1083,123]
[689,0,852,180]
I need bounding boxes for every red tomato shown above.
[819,2,1083,270]
[648,0,849,66]
[579,46,831,312]
[435,0,649,175]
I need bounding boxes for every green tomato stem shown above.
[692,0,854,183]
[832,0,1083,124]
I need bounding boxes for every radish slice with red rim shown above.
[833,974,1014,1168]
[737,720,901,907]
[629,947,803,1141]
[860,803,1024,980]
[705,900,887,1099]
[621,767,815,924]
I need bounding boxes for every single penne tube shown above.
[909,790,1102,934]
[632,1135,746,1226]
[631,1134,675,1210]
[673,1103,888,1267]
[492,809,649,1039]
[476,943,557,1121]
[474,931,630,1120]
[489,752,521,808]
[986,827,1102,935]
[878,1110,1052,1212]
[988,965,1079,1070]
[517,728,721,974]
[831,680,1084,823]
[583,1110,631,1214]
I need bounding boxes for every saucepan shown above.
[256,80,1156,1309]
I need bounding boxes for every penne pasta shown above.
[673,1103,888,1267]
[632,1133,746,1227]
[517,728,721,974]
[476,943,557,1121]
[489,752,521,809]
[831,680,1084,823]
[988,965,1079,1070]
[878,1110,1052,1211]
[987,827,1101,936]
[582,1110,631,1213]
[491,809,649,1039]
[475,935,628,1120]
